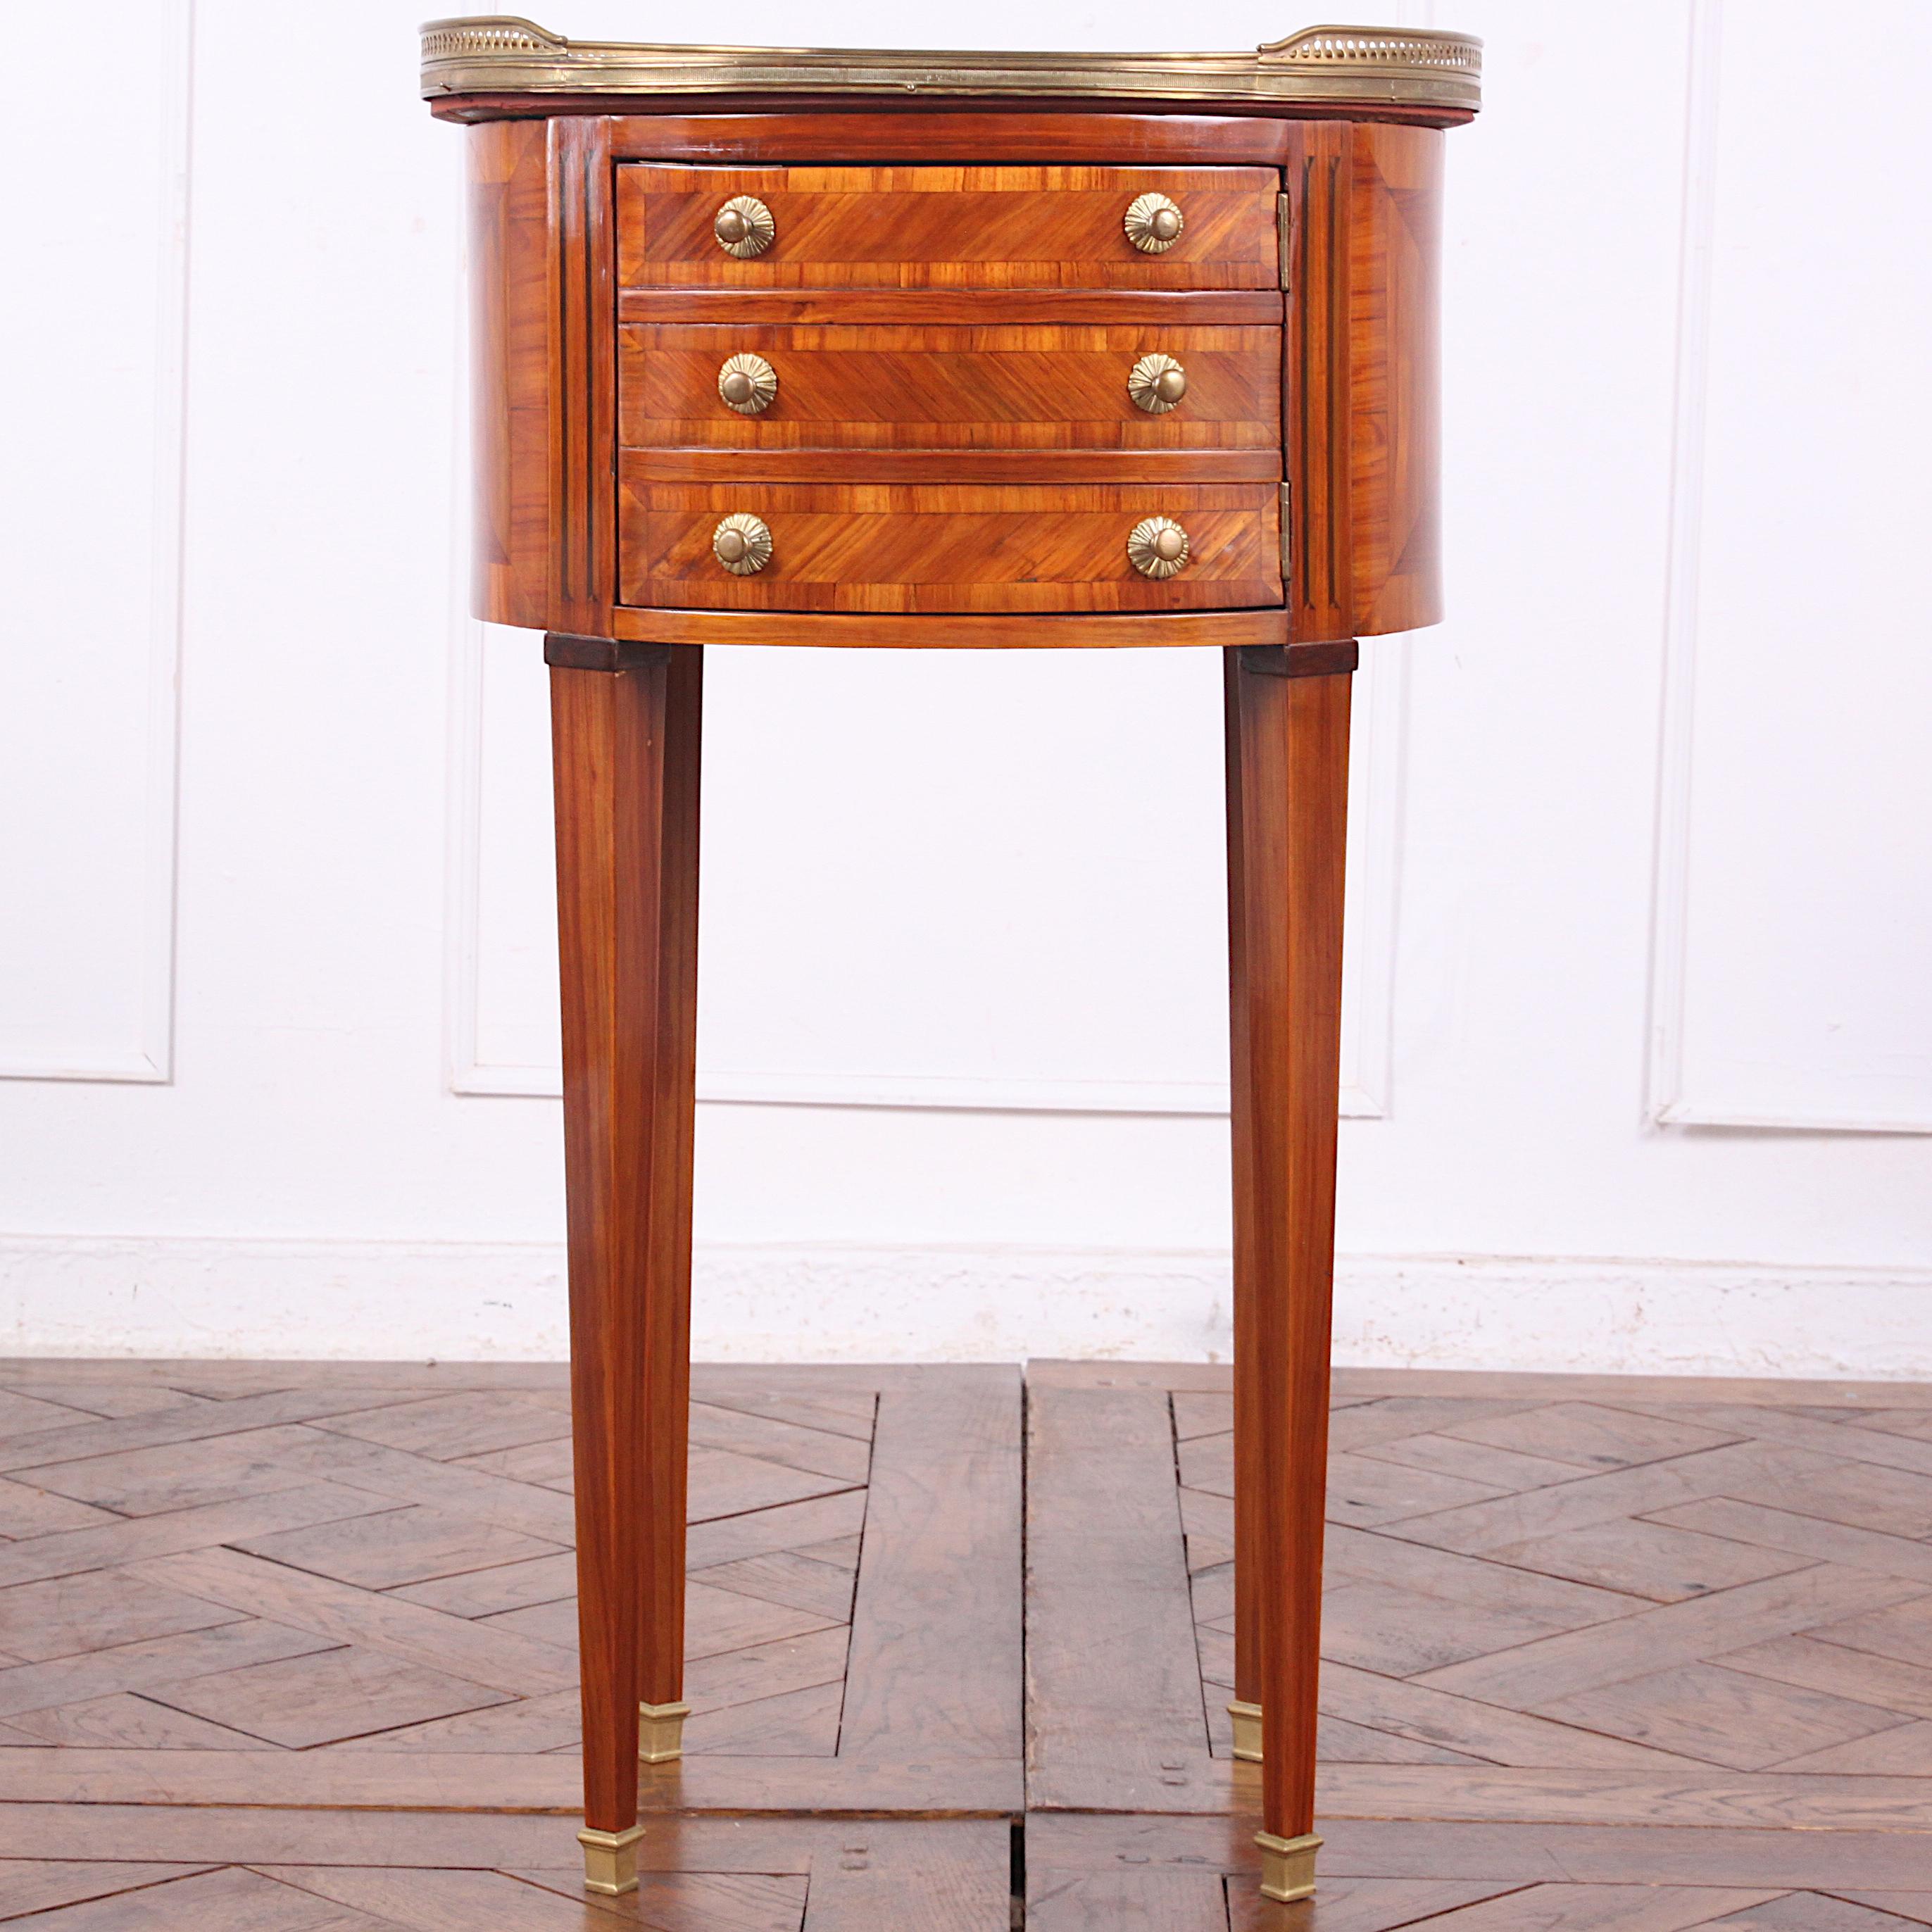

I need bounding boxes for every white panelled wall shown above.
[1,1,1927,1370]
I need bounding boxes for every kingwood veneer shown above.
[425,14,1481,1905]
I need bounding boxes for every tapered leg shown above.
[1223,653,1265,1769]
[1225,646,1352,1903]
[551,644,703,1896]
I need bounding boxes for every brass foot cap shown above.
[579,1821,645,1896]
[639,1698,690,1764]
[1228,1698,1263,1764]
[1255,1829,1321,1903]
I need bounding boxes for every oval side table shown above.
[421,18,1481,1902]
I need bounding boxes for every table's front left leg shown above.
[551,641,703,1895]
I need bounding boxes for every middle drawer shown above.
[617,323,1281,455]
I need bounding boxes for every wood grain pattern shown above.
[548,650,702,1838]
[837,1373,1021,1768]
[1231,659,1354,1852]
[624,448,1284,484]
[465,120,548,628]
[7,1361,1932,1917]
[1221,651,1262,1719]
[608,608,1298,653]
[0,1360,1023,1828]
[459,110,1456,650]
[617,322,1281,452]
[601,111,1305,166]
[617,477,1281,613]
[1349,123,1445,636]
[619,287,1286,325]
[0,1820,1006,1931]
[1284,121,1355,641]
[616,163,1279,289]
[546,114,617,638]
[1025,1388,1208,1807]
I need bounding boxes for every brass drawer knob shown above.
[1128,515,1190,579]
[713,512,772,575]
[718,351,778,414]
[1128,353,1188,414]
[713,195,775,258]
[1124,191,1184,253]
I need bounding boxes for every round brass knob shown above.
[1128,353,1188,415]
[718,351,778,415]
[713,195,775,258]
[713,512,772,575]
[1124,192,1185,254]
[1127,515,1190,579]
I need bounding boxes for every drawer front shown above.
[618,482,1281,614]
[618,324,1281,453]
[616,165,1280,290]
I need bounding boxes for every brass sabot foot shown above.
[579,1821,644,1895]
[1256,1830,1320,1903]
[1228,1698,1263,1763]
[639,1698,690,1764]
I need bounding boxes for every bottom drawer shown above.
[617,479,1281,615]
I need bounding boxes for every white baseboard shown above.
[0,1234,1926,1379]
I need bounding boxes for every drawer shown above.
[617,481,1281,614]
[617,323,1281,453]
[615,165,1280,290]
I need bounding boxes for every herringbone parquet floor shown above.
[0,1358,1928,1927]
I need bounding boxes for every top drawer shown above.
[615,165,1280,291]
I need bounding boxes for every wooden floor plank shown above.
[688,1403,874,1484]
[0,1619,340,1721]
[5,1360,1932,1912]
[264,1864,806,1932]
[230,1505,565,1591]
[679,1677,844,1757]
[1315,1662,1714,1771]
[1,1691,262,1752]
[1306,1763,1932,1833]
[1027,1812,1932,1890]
[1704,1899,1930,1931]
[144,1646,517,1749]
[121,1549,579,1696]
[686,1489,868,1571]
[0,1484,404,1593]
[1624,1405,1932,1479]
[507,1869,809,1932]
[0,1388,419,1479]
[1224,1877,1529,1931]
[1379,1444,1838,1558]
[1649,1496,1932,1587]
[0,1388,113,1435]
[1027,1868,1229,1929]
[795,1819,1010,1931]
[234,1427,579,1544]
[0,1863,215,1924]
[1024,1364,1932,1405]
[308,1393,572,1462]
[1834,1900,1932,1929]
[836,1369,1022,1769]
[9,1438,327,1519]
[1386,1888,1788,1930]
[0,1480,118,1538]
[1412,1567,1929,1705]
[1026,1386,1208,1809]
[3,1865,405,1930]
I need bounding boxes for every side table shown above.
[422,18,1481,1901]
